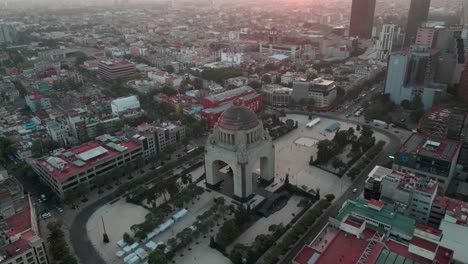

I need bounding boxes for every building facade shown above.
[349,0,376,39]
[31,135,142,198]
[392,133,462,194]
[97,59,136,80]
[292,78,337,111]
[405,0,431,46]
[364,166,438,223]
[131,122,185,160]
[385,46,445,109]
[260,84,293,107]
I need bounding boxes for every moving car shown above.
[352,188,358,193]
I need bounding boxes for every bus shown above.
[306,118,321,128]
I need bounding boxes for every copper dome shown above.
[218,100,259,131]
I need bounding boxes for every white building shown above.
[280,72,295,85]
[46,120,71,146]
[376,24,397,60]
[111,95,141,116]
[220,52,244,65]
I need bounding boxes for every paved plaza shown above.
[85,114,391,264]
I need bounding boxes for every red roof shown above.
[34,140,141,181]
[369,199,384,208]
[293,246,318,264]
[416,223,442,237]
[5,207,32,237]
[433,196,468,224]
[410,236,438,252]
[294,227,453,264]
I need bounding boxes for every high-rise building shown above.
[385,45,445,109]
[405,0,431,46]
[0,23,15,43]
[349,0,376,39]
[376,24,397,60]
[458,59,468,103]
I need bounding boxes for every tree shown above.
[95,123,107,137]
[148,249,168,264]
[64,191,78,205]
[123,232,134,245]
[316,140,338,164]
[0,137,15,165]
[248,81,262,89]
[59,255,78,264]
[216,219,240,250]
[75,183,89,198]
[261,74,272,84]
[31,139,60,158]
[410,108,424,122]
[164,65,175,74]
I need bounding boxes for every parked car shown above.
[56,207,64,213]
[352,188,358,193]
[41,213,52,219]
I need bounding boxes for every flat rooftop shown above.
[367,166,439,195]
[204,86,254,103]
[336,199,416,236]
[294,227,453,264]
[433,196,468,225]
[33,137,141,181]
[202,93,260,114]
[398,133,462,162]
[98,58,135,68]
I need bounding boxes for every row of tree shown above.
[263,196,334,263]
[47,221,78,264]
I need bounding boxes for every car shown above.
[345,114,351,118]
[56,207,64,213]
[41,213,52,219]
[352,188,358,193]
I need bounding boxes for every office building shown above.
[130,122,185,160]
[415,27,440,48]
[458,58,468,103]
[405,0,431,46]
[434,26,465,85]
[97,59,135,80]
[393,133,462,193]
[0,23,15,43]
[291,78,337,111]
[293,198,453,264]
[364,166,438,223]
[385,46,445,109]
[376,24,397,60]
[349,0,376,39]
[260,84,293,107]
[31,135,142,198]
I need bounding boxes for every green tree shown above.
[0,137,15,165]
[148,249,168,264]
[216,219,240,250]
[316,140,338,164]
[261,74,272,84]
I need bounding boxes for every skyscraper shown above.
[404,0,431,46]
[349,0,376,39]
